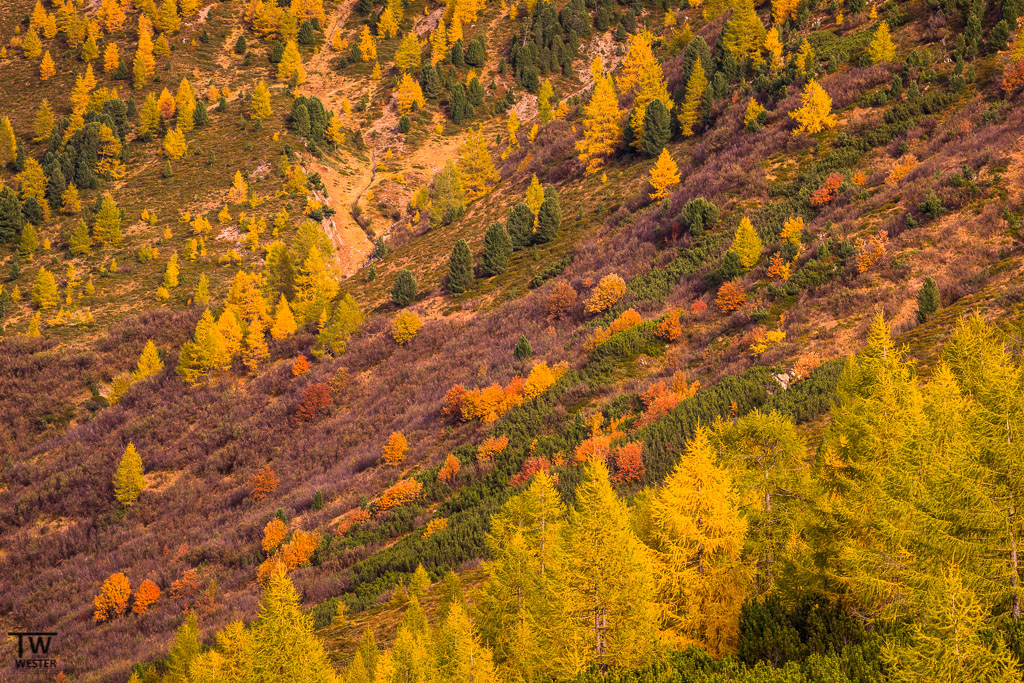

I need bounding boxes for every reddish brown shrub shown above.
[611,442,645,483]
[132,579,161,615]
[294,382,331,424]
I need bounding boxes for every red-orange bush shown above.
[510,456,553,486]
[294,382,331,424]
[476,434,509,462]
[248,464,278,502]
[716,282,746,312]
[611,442,645,483]
[654,309,682,341]
[132,579,161,615]
[279,529,319,570]
[809,172,843,207]
[335,507,371,534]
[170,568,200,602]
[262,518,287,553]
[438,453,461,484]
[291,355,311,376]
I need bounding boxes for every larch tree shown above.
[648,148,680,200]
[562,457,660,670]
[32,267,58,308]
[678,57,708,137]
[163,250,180,288]
[61,182,82,214]
[133,340,164,380]
[40,50,56,81]
[270,294,297,339]
[789,79,837,135]
[396,73,426,114]
[382,431,408,465]
[436,603,500,683]
[715,410,812,598]
[721,0,766,65]
[103,42,119,73]
[538,79,555,122]
[33,100,54,142]
[278,40,306,83]
[576,74,622,174]
[163,127,187,159]
[250,569,337,681]
[729,217,763,269]
[868,21,897,63]
[394,32,422,72]
[113,442,146,507]
[456,126,498,199]
[252,79,272,121]
[358,26,377,62]
[643,426,748,655]
[133,17,155,88]
[0,117,16,166]
[23,28,43,59]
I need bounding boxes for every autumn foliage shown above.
[422,517,448,538]
[446,362,567,423]
[94,573,131,622]
[716,282,747,312]
[262,518,287,553]
[371,479,423,516]
[610,442,645,483]
[438,453,461,484]
[856,231,890,273]
[655,309,682,341]
[510,456,554,486]
[382,431,409,466]
[132,579,161,615]
[476,435,510,462]
[248,464,279,502]
[809,172,843,207]
[584,273,627,314]
[294,382,331,424]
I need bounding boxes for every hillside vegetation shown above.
[1,0,1024,677]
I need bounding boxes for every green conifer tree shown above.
[447,239,474,294]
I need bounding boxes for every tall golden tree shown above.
[113,442,146,506]
[576,74,622,174]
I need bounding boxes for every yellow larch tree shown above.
[358,25,377,62]
[394,31,421,73]
[395,73,425,114]
[430,20,448,64]
[456,126,499,200]
[23,28,43,59]
[252,79,272,121]
[175,77,197,133]
[730,216,763,269]
[113,442,146,506]
[867,21,896,63]
[163,127,188,159]
[382,431,409,465]
[789,79,837,135]
[133,17,155,89]
[378,6,399,38]
[40,51,56,81]
[648,148,680,200]
[506,109,520,148]
[576,74,622,174]
[270,294,297,339]
[679,57,708,137]
[278,40,306,83]
[103,42,119,72]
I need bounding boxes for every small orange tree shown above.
[382,431,409,465]
[132,579,161,615]
[94,573,131,622]
[584,273,626,314]
[438,453,461,483]
[262,518,287,553]
[476,435,510,462]
[248,465,278,502]
[716,282,747,313]
[655,309,682,341]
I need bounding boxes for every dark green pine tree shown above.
[641,99,672,157]
[420,65,443,99]
[916,277,940,323]
[391,269,418,307]
[447,239,474,294]
[533,188,561,244]
[0,185,25,244]
[481,222,512,276]
[513,335,532,360]
[507,202,534,250]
